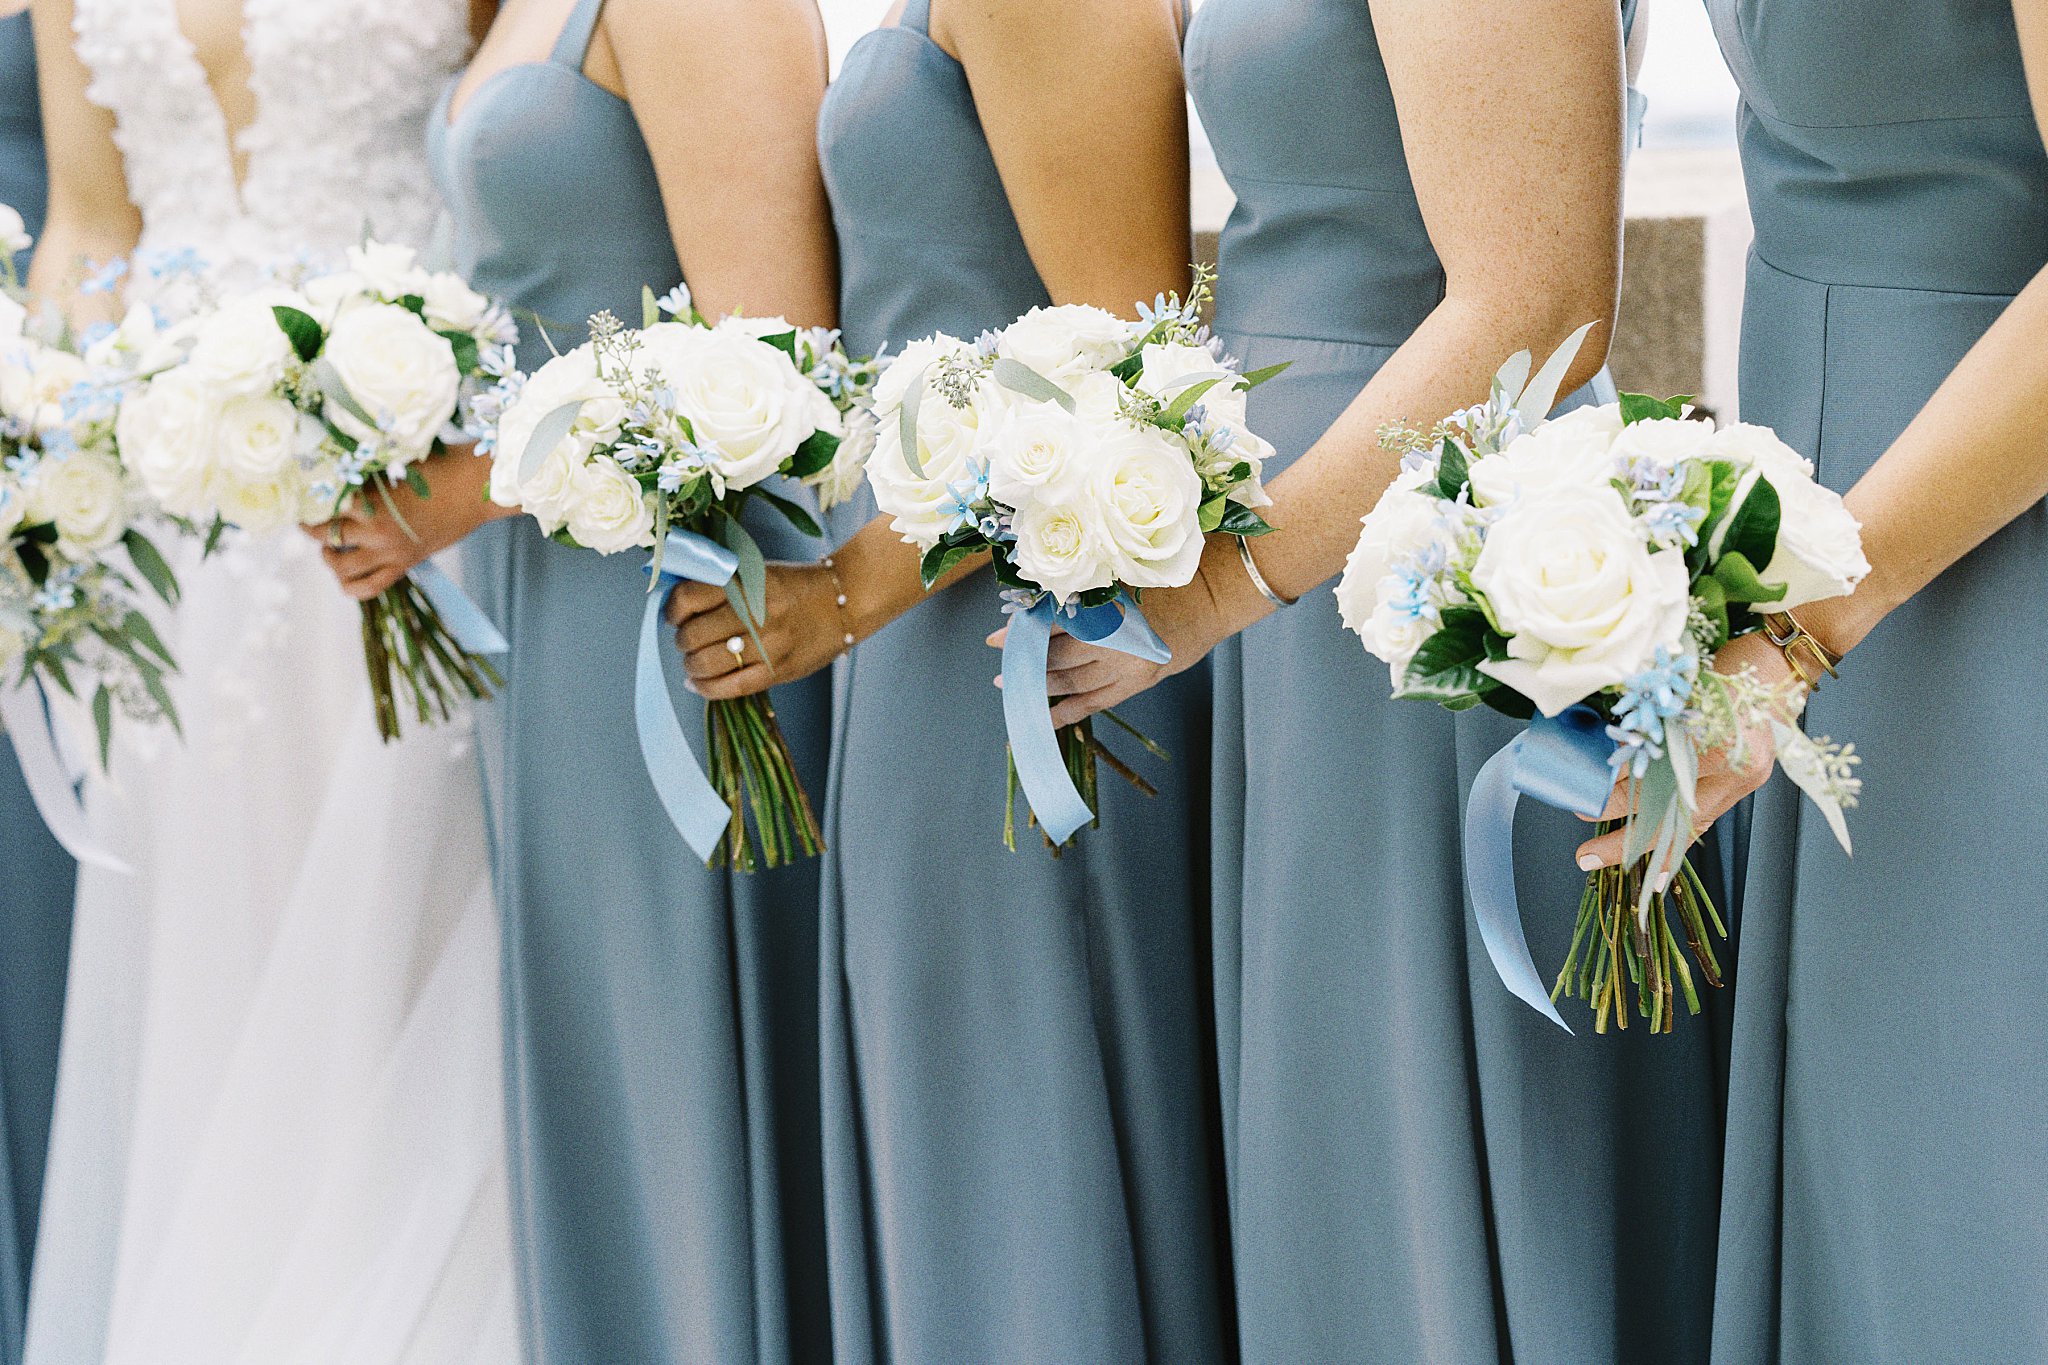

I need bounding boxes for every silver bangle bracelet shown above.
[1236,535,1297,609]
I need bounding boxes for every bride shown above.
[22,1,516,1360]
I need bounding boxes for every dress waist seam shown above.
[1751,249,2024,302]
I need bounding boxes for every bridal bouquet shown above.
[0,219,185,865]
[1339,329,1869,1031]
[117,241,518,740]
[481,287,871,869]
[868,268,1282,849]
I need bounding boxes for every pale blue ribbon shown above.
[407,560,508,655]
[636,528,741,860]
[1463,704,1619,1032]
[1000,593,1170,846]
[0,678,130,873]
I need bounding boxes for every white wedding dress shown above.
[24,2,518,1362]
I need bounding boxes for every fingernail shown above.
[1577,853,1601,872]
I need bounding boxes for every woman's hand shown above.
[667,562,850,699]
[1573,628,1801,877]
[306,447,509,601]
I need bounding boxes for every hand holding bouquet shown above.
[868,267,1283,849]
[116,241,516,740]
[1340,328,1869,1031]
[0,213,183,867]
[481,287,871,869]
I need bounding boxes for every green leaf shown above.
[752,487,823,541]
[920,540,977,589]
[1160,376,1223,424]
[1216,502,1272,537]
[1618,392,1692,424]
[310,356,376,430]
[397,293,427,316]
[203,515,227,558]
[1720,475,1781,572]
[786,429,840,480]
[437,328,480,376]
[1480,685,1536,721]
[136,660,181,738]
[404,464,432,499]
[272,305,324,363]
[519,400,585,484]
[1435,437,1470,502]
[899,366,929,479]
[1198,494,1226,534]
[992,358,1076,413]
[92,684,113,771]
[121,609,174,668]
[641,285,659,330]
[1711,550,1787,605]
[122,529,180,606]
[1395,606,1493,702]
[721,515,768,625]
[760,329,799,359]
[1108,351,1145,385]
[1693,574,1731,648]
[1239,360,1291,389]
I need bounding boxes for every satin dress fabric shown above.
[1703,2,2048,1361]
[0,17,71,1364]
[812,2,1230,1359]
[1188,2,1729,1361]
[427,1,830,1358]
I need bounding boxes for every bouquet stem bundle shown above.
[358,564,503,743]
[1003,712,1164,854]
[1553,834,1726,1033]
[705,691,823,871]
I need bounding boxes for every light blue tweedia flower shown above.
[941,459,991,535]
[973,329,1001,358]
[1606,646,1697,778]
[977,509,1014,544]
[38,428,78,460]
[464,371,527,453]
[32,579,79,614]
[61,379,118,425]
[1384,539,1452,628]
[79,258,128,296]
[335,449,371,489]
[477,343,518,380]
[4,445,40,477]
[655,284,692,318]
[1629,457,1706,549]
[144,247,205,280]
[1181,404,1212,444]
[998,587,1041,616]
[76,321,118,352]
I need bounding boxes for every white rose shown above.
[215,393,307,484]
[1468,404,1627,508]
[1703,422,1867,608]
[872,334,976,412]
[1086,419,1204,589]
[998,304,1133,388]
[1340,468,1444,603]
[120,368,224,520]
[420,273,490,333]
[1608,414,1714,472]
[1359,589,1435,689]
[1010,499,1114,605]
[187,298,295,399]
[322,302,461,459]
[634,321,839,492]
[0,203,29,256]
[1136,342,1243,423]
[489,346,624,511]
[0,343,87,434]
[345,241,431,301]
[984,402,1090,510]
[565,458,655,554]
[519,450,582,537]
[0,293,24,343]
[213,469,299,535]
[302,270,370,327]
[867,393,996,548]
[25,449,127,552]
[0,476,23,540]
[1471,484,1692,716]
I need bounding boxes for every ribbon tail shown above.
[999,606,1095,847]
[408,560,508,655]
[1464,735,1574,1032]
[0,681,131,874]
[634,590,731,861]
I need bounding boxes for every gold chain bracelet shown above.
[1760,610,1841,691]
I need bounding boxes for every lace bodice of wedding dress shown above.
[26,5,518,1364]
[73,0,466,281]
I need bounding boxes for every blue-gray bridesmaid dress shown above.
[814,3,1228,1359]
[427,1,830,1358]
[1187,2,1728,1360]
[1703,3,2048,1361]
[0,18,71,1363]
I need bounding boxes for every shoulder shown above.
[602,0,823,58]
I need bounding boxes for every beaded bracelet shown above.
[822,555,856,655]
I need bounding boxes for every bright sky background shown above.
[816,0,1739,152]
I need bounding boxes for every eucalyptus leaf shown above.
[642,285,659,330]
[92,684,112,771]
[122,529,179,606]
[1771,718,1854,854]
[752,487,824,541]
[120,610,173,668]
[899,366,929,479]
[1493,349,1533,406]
[519,399,585,484]
[310,357,376,430]
[1623,757,1680,868]
[1514,320,1597,422]
[992,358,1076,413]
[721,515,768,625]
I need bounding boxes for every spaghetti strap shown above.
[900,0,932,34]
[550,0,606,67]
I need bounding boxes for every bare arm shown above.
[673,0,1192,697]
[26,0,142,324]
[1031,0,1627,725]
[1578,0,2048,870]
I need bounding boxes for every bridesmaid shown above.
[1580,3,2048,1360]
[1014,1,1729,1360]
[327,0,837,1358]
[670,1,1228,1359]
[0,10,71,1359]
